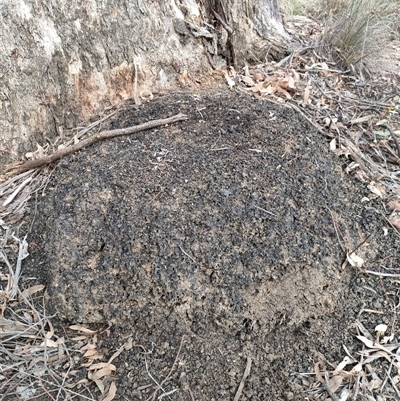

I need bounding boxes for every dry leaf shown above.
[367,378,383,390]
[375,324,387,336]
[88,362,116,371]
[81,343,97,351]
[276,86,291,99]
[92,364,116,380]
[291,69,300,81]
[71,335,90,341]
[328,374,343,393]
[40,338,58,347]
[56,337,65,345]
[363,350,391,364]
[241,76,255,86]
[314,362,324,384]
[367,183,384,198]
[70,324,97,335]
[260,84,274,95]
[349,363,362,374]
[46,319,54,339]
[251,72,264,81]
[103,381,117,401]
[382,334,394,344]
[334,356,352,373]
[36,143,45,158]
[347,253,364,268]
[356,336,396,357]
[251,81,265,93]
[350,115,374,125]
[355,320,374,340]
[357,335,374,348]
[19,285,45,302]
[287,75,296,89]
[387,200,400,212]
[87,352,104,361]
[303,85,310,104]
[84,349,100,358]
[81,361,96,368]
[94,379,105,394]
[389,213,400,230]
[0,317,35,338]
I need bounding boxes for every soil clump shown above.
[25,90,400,400]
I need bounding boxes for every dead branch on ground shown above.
[5,113,188,176]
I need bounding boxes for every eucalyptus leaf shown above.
[374,130,390,137]
[376,119,388,126]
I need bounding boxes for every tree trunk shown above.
[0,0,292,171]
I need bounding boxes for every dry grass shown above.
[0,109,128,400]
[282,0,400,72]
[0,233,119,400]
[280,0,320,16]
[321,0,399,71]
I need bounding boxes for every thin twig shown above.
[178,245,197,264]
[144,356,165,394]
[39,380,57,401]
[364,270,400,277]
[157,388,178,400]
[69,109,119,144]
[146,336,185,401]
[327,208,346,253]
[56,364,72,401]
[348,233,371,256]
[2,173,35,206]
[386,125,400,165]
[233,357,252,401]
[380,358,393,393]
[5,113,188,175]
[388,371,400,398]
[188,388,196,401]
[254,205,277,217]
[288,102,334,138]
[10,235,29,299]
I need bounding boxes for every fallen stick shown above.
[5,113,188,175]
[233,357,252,401]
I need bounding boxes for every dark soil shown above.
[25,90,400,400]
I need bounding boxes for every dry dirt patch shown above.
[23,90,400,400]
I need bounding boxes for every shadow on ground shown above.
[26,90,400,400]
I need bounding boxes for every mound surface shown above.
[26,90,396,400]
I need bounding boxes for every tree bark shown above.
[0,0,292,171]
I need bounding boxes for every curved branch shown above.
[5,113,188,176]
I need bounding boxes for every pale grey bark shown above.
[0,0,291,170]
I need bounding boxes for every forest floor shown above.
[1,15,400,401]
[11,89,400,401]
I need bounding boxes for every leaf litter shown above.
[297,317,400,401]
[0,278,124,400]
